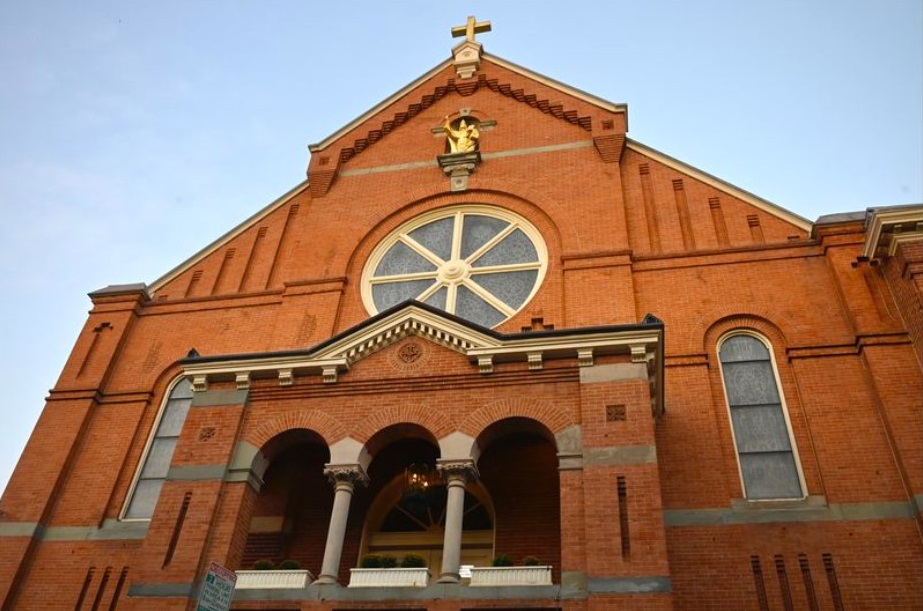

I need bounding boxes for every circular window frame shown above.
[361,205,548,328]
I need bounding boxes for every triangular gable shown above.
[625,140,811,232]
[181,301,665,416]
[308,52,626,155]
[148,180,309,295]
[145,49,811,300]
[147,53,628,294]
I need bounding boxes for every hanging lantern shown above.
[405,463,433,495]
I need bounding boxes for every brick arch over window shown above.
[246,410,348,451]
[459,397,575,444]
[702,313,790,353]
[351,402,456,445]
[699,310,792,355]
[703,314,812,500]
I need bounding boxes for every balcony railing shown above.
[235,569,314,589]
[468,565,552,586]
[348,568,430,587]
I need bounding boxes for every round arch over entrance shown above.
[476,417,561,571]
[237,429,332,572]
[352,424,496,571]
[360,474,494,570]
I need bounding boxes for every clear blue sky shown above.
[1,0,921,495]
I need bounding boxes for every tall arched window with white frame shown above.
[123,377,193,519]
[718,333,804,500]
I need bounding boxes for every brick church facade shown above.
[2,18,922,611]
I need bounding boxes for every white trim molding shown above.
[861,204,923,260]
[181,303,665,417]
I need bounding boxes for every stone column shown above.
[436,459,478,583]
[315,464,368,585]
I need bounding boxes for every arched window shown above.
[718,333,804,500]
[123,378,193,519]
[361,475,494,570]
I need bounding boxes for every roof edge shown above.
[181,300,662,366]
[626,139,812,232]
[482,52,627,115]
[308,52,629,154]
[149,180,310,294]
[308,59,454,152]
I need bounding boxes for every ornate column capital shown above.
[323,464,369,489]
[436,458,478,483]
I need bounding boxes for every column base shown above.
[437,572,460,584]
[314,574,341,586]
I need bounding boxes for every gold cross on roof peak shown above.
[451,15,491,43]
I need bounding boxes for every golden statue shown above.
[443,115,480,153]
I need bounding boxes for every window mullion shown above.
[464,223,516,265]
[469,261,542,274]
[462,280,516,316]
[369,271,439,283]
[416,281,446,303]
[399,235,445,267]
[450,212,464,261]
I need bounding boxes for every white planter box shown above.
[234,569,313,589]
[348,568,430,587]
[468,566,552,586]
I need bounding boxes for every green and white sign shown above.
[196,561,237,611]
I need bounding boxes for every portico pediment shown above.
[181,301,664,416]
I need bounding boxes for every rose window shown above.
[362,206,547,328]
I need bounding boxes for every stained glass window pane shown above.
[456,285,505,328]
[157,397,191,437]
[722,362,781,406]
[739,453,803,499]
[372,279,436,311]
[471,229,538,267]
[720,335,771,362]
[171,379,193,399]
[461,215,509,259]
[409,217,454,261]
[140,438,177,479]
[731,405,792,453]
[720,334,802,499]
[423,286,448,310]
[124,479,164,519]
[375,242,437,276]
[470,270,538,309]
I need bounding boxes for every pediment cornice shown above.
[181,302,665,417]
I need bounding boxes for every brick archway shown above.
[246,410,348,451]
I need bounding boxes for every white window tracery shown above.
[361,206,547,328]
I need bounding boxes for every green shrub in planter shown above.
[277,559,301,570]
[252,559,275,570]
[360,553,398,568]
[522,556,542,566]
[491,554,513,567]
[400,553,426,568]
[360,554,383,568]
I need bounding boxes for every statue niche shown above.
[443,115,481,154]
[437,115,482,192]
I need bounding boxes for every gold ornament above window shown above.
[443,115,480,153]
